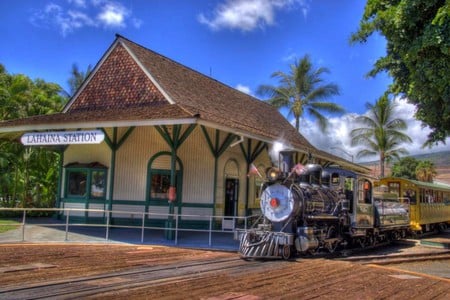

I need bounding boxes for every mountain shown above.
[359,150,450,184]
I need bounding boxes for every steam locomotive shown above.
[235,150,410,259]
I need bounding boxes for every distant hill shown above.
[408,151,450,166]
[359,150,450,184]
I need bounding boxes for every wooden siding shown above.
[114,126,167,201]
[62,125,272,218]
[178,126,214,204]
[112,204,145,218]
[88,203,106,217]
[148,205,169,219]
[181,207,213,221]
[62,202,85,217]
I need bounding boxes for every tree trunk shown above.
[379,152,385,178]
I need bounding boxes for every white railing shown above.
[0,208,259,248]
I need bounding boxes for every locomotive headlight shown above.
[270,197,279,208]
[260,183,299,222]
[267,167,280,182]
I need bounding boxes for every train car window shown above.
[331,173,340,186]
[344,177,354,213]
[444,192,450,204]
[425,190,434,203]
[388,182,400,196]
[364,180,372,204]
[357,179,372,204]
[403,189,416,204]
[419,188,425,203]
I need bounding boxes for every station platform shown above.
[0,217,240,251]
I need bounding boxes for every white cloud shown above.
[30,0,142,36]
[236,84,252,95]
[97,2,128,27]
[298,98,450,163]
[198,0,310,32]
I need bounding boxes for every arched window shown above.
[147,152,183,205]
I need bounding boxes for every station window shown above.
[149,169,181,201]
[151,173,172,199]
[65,162,107,199]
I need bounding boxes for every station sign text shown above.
[21,130,105,146]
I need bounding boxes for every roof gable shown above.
[66,42,169,113]
[119,37,316,151]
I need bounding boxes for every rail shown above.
[0,208,259,248]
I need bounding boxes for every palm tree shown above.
[350,95,412,177]
[67,63,93,97]
[415,160,436,182]
[257,55,343,132]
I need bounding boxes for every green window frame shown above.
[64,162,107,200]
[147,169,182,205]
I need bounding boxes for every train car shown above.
[235,151,410,259]
[375,177,450,233]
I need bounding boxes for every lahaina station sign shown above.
[21,130,105,146]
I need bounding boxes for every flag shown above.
[292,163,306,175]
[247,163,262,178]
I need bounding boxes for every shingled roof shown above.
[0,35,366,171]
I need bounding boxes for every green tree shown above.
[257,55,343,132]
[68,63,92,97]
[351,94,412,178]
[351,0,449,146]
[0,64,65,208]
[390,156,419,179]
[415,160,437,183]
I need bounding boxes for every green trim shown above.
[99,126,136,218]
[62,198,88,203]
[56,149,64,208]
[112,200,146,206]
[146,152,184,215]
[64,199,212,209]
[237,139,269,215]
[64,168,107,200]
[117,127,135,148]
[154,125,196,239]
[108,127,117,213]
[200,127,240,217]
[100,128,113,149]
[180,203,213,208]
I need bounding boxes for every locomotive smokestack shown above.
[279,151,295,175]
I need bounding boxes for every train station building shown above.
[0,35,366,229]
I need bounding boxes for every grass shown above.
[0,219,21,233]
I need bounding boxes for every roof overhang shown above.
[0,114,369,174]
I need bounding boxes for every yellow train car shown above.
[375,177,450,232]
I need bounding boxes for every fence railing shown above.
[0,208,260,248]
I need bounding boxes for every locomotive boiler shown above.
[235,150,410,259]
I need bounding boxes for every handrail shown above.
[0,207,261,247]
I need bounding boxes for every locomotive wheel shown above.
[326,241,338,253]
[280,245,291,260]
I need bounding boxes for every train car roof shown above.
[323,167,357,178]
[379,177,450,192]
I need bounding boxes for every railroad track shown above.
[335,251,450,265]
[0,257,275,300]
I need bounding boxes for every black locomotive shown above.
[235,150,410,259]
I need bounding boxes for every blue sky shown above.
[1,0,448,160]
